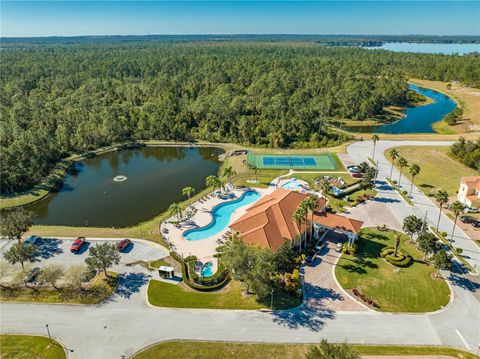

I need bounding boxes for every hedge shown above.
[380,247,412,267]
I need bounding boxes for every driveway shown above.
[304,235,368,312]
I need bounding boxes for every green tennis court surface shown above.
[247,153,338,170]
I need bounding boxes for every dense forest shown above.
[1,42,480,193]
[450,138,480,171]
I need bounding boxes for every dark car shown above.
[352,172,363,178]
[24,267,41,283]
[472,220,480,228]
[24,235,41,247]
[70,237,86,252]
[347,165,360,173]
[117,239,132,252]
[460,216,475,224]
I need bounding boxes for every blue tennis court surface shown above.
[263,156,317,167]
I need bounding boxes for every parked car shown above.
[460,216,475,224]
[472,220,480,228]
[70,237,86,252]
[24,267,41,283]
[464,207,479,213]
[305,254,315,265]
[24,235,41,247]
[335,242,343,252]
[117,239,132,252]
[314,241,325,253]
[351,172,363,178]
[347,165,360,173]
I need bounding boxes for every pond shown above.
[366,42,479,55]
[341,84,457,134]
[27,146,223,227]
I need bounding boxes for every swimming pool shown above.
[201,262,214,277]
[282,178,305,191]
[183,190,261,241]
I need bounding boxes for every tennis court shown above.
[247,153,338,170]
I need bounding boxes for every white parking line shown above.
[455,329,471,351]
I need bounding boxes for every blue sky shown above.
[1,1,479,37]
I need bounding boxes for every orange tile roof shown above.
[312,212,363,234]
[230,188,363,250]
[461,176,480,190]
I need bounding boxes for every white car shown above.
[464,207,479,213]
[335,243,343,252]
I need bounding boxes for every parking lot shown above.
[0,237,168,272]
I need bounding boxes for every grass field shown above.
[384,146,478,197]
[132,340,477,359]
[0,271,118,304]
[0,334,66,359]
[147,280,301,310]
[335,228,450,312]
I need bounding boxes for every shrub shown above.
[380,247,412,267]
[342,243,358,255]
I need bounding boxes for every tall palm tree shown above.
[389,148,399,180]
[450,201,465,243]
[222,165,237,188]
[435,190,449,231]
[371,134,380,160]
[319,178,331,199]
[302,196,318,244]
[206,175,220,192]
[397,157,408,187]
[293,207,306,253]
[408,163,420,198]
[182,186,195,205]
[168,203,183,222]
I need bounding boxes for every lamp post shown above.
[270,288,274,309]
[45,324,52,343]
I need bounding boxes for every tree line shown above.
[450,137,480,171]
[2,43,479,193]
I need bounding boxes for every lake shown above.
[366,42,479,55]
[341,84,457,134]
[27,146,223,227]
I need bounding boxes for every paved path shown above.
[1,141,479,358]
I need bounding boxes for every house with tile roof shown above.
[457,176,480,209]
[230,188,363,251]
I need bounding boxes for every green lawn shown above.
[0,334,66,359]
[149,259,170,269]
[147,280,301,310]
[384,146,478,197]
[0,272,118,305]
[335,228,450,312]
[132,340,477,359]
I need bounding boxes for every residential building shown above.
[457,176,480,209]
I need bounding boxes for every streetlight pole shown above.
[270,288,274,309]
[45,324,52,343]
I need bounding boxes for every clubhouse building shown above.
[230,188,363,250]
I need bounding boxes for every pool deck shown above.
[161,186,274,266]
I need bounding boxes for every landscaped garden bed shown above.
[335,228,450,312]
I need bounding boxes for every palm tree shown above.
[293,207,306,253]
[182,186,195,205]
[371,134,380,160]
[248,164,259,183]
[206,175,220,192]
[168,203,183,222]
[3,242,37,271]
[389,149,399,180]
[393,234,401,257]
[302,196,318,244]
[222,165,237,188]
[435,190,449,231]
[450,201,465,243]
[319,178,331,199]
[408,163,420,198]
[397,157,408,187]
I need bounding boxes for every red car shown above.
[352,172,363,178]
[117,239,131,252]
[70,237,86,252]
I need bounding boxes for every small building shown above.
[158,266,174,279]
[229,188,363,250]
[457,176,480,209]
